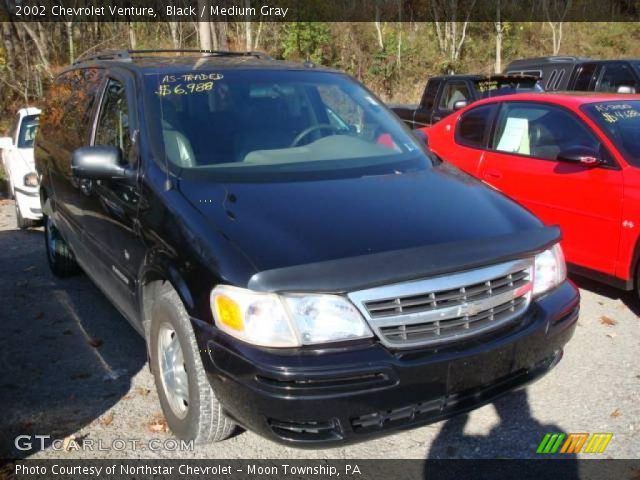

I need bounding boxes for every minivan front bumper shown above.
[192,280,579,447]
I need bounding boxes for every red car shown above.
[422,93,640,297]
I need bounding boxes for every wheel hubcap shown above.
[157,323,189,419]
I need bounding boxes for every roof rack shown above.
[74,49,272,65]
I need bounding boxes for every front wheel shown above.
[44,215,80,277]
[149,289,236,444]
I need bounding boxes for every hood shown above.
[14,148,36,171]
[178,163,542,275]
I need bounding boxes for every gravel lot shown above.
[0,198,638,460]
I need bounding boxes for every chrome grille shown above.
[348,259,533,349]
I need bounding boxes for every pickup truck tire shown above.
[149,288,236,444]
[16,203,37,229]
[44,215,81,277]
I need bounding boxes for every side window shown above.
[439,83,471,111]
[546,70,558,90]
[420,80,440,110]
[95,80,132,161]
[456,104,496,148]
[522,70,542,79]
[492,103,600,161]
[553,70,566,90]
[597,63,637,93]
[40,68,105,152]
[573,63,598,91]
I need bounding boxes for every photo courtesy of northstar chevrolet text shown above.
[0,1,638,478]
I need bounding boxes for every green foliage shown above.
[6,21,640,115]
[282,22,332,64]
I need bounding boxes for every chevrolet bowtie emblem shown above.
[457,302,482,317]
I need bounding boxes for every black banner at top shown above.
[1,0,640,22]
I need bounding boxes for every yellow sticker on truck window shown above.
[155,73,224,96]
[156,82,215,96]
[477,80,498,92]
[160,73,224,83]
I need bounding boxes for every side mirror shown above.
[413,129,429,147]
[71,146,135,180]
[617,85,636,94]
[557,146,602,167]
[0,137,13,149]
[453,100,468,111]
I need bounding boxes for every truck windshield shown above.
[143,69,430,180]
[582,100,640,167]
[17,115,39,148]
[475,78,543,99]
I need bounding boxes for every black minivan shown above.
[35,50,579,446]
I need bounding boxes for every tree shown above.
[542,0,572,55]
[196,0,212,50]
[244,0,252,50]
[495,0,503,73]
[282,23,332,64]
[431,0,477,73]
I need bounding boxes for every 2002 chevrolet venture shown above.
[35,49,579,446]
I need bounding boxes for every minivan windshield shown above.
[144,69,430,180]
[18,114,39,148]
[581,100,640,167]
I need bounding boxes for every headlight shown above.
[533,243,566,297]
[23,172,38,187]
[211,285,372,348]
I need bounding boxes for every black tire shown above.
[44,215,81,277]
[149,288,236,444]
[16,203,37,229]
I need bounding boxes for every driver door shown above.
[82,76,145,325]
[479,101,623,276]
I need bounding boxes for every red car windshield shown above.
[582,101,640,167]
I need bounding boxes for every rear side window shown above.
[39,68,105,152]
[545,70,558,90]
[553,70,566,90]
[455,104,496,148]
[597,63,637,93]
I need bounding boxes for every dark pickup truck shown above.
[391,74,542,129]
[505,56,640,94]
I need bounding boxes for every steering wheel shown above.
[290,124,339,147]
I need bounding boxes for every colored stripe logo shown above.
[537,433,612,454]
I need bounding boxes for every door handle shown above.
[484,170,503,180]
[432,116,442,122]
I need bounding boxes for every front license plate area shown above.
[446,343,515,395]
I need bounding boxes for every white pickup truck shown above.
[1,107,42,228]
